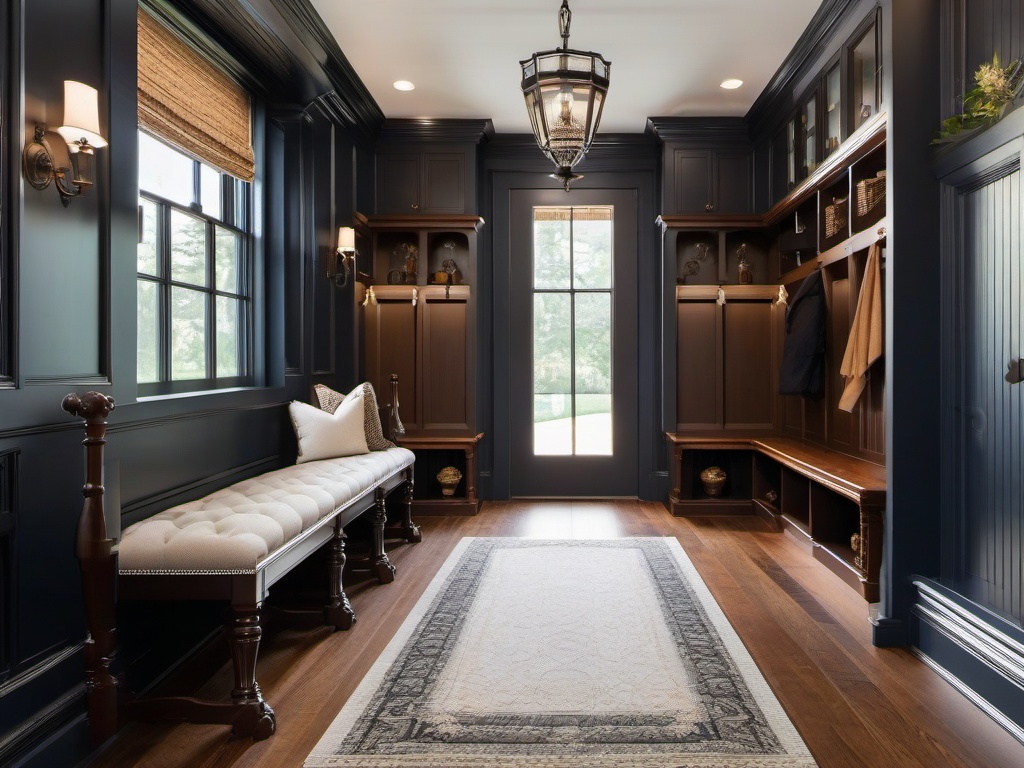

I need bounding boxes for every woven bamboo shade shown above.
[534,206,613,221]
[138,9,254,182]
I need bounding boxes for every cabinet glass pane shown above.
[802,95,818,177]
[825,64,842,158]
[852,23,878,130]
[171,210,207,287]
[533,209,571,289]
[171,286,206,380]
[787,118,796,189]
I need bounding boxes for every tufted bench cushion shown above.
[118,446,415,574]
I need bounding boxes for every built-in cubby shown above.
[675,448,753,515]
[667,436,886,600]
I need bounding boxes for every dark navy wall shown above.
[0,1,382,765]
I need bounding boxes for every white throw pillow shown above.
[289,390,369,463]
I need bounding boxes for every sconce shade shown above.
[520,0,610,191]
[338,226,356,251]
[57,81,107,148]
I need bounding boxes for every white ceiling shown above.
[309,0,823,134]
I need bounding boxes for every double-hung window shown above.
[137,132,253,393]
[136,6,257,395]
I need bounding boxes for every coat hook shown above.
[1006,358,1024,385]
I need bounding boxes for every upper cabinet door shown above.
[672,150,713,212]
[376,147,474,214]
[378,153,422,213]
[670,148,752,214]
[422,153,467,214]
[715,152,753,214]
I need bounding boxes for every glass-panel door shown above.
[509,188,638,497]
[533,206,613,456]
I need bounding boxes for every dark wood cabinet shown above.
[674,285,778,433]
[670,148,752,214]
[376,147,472,214]
[355,213,481,438]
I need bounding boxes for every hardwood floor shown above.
[91,501,1024,768]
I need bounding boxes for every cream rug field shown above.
[305,538,817,767]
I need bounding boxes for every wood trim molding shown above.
[645,117,750,144]
[147,0,384,138]
[378,119,495,144]
[746,0,866,138]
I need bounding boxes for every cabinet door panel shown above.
[677,300,722,429]
[723,301,774,429]
[716,152,753,213]
[365,299,419,429]
[421,297,469,430]
[378,154,421,213]
[672,151,712,213]
[423,153,466,213]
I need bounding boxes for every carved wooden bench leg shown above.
[385,468,421,544]
[226,605,276,739]
[324,524,355,629]
[372,487,397,584]
[125,604,275,740]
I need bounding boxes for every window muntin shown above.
[137,130,253,393]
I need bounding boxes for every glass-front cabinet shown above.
[801,93,818,178]
[824,61,843,159]
[850,17,879,132]
[773,9,880,202]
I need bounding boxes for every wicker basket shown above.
[855,171,886,218]
[824,196,848,239]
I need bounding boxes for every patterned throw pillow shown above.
[313,382,395,451]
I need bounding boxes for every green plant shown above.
[935,52,1024,142]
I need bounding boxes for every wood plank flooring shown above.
[91,501,1024,768]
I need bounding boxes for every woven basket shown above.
[824,196,848,239]
[856,171,886,217]
[700,466,727,497]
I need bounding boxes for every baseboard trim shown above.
[912,647,1024,745]
[911,578,1024,743]
[0,685,85,766]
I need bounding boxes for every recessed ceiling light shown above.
[393,80,415,91]
[720,79,743,90]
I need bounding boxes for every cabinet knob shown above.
[411,202,419,210]
[705,203,714,212]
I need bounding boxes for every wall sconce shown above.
[23,81,107,207]
[327,226,357,288]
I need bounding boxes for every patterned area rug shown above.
[305,538,817,767]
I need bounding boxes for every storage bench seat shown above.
[119,446,415,574]
[666,433,885,601]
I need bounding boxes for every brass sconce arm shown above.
[24,125,99,207]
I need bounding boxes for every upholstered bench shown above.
[64,377,418,743]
